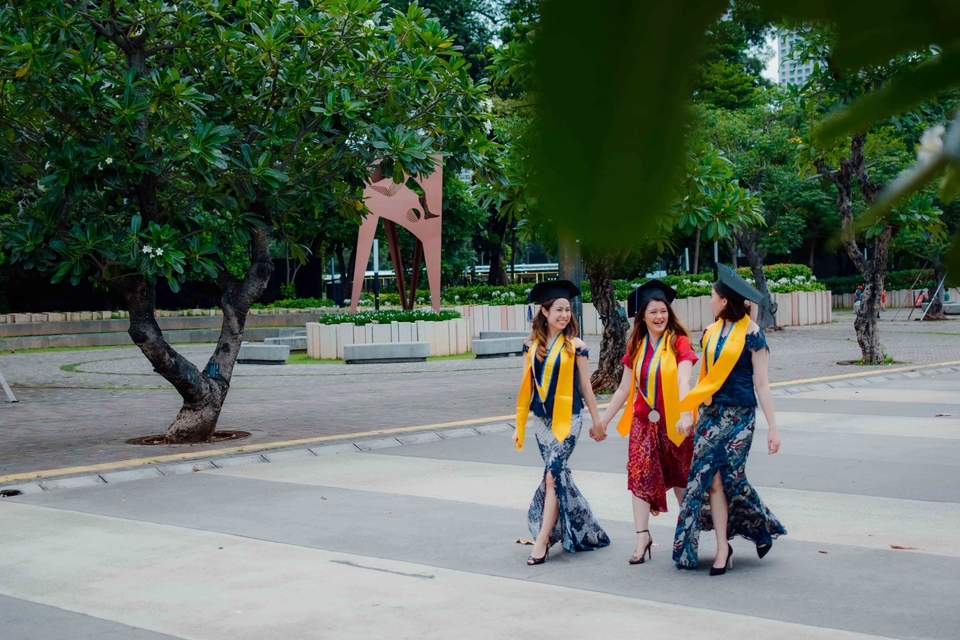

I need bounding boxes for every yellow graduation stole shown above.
[615,332,684,446]
[515,335,575,451]
[679,316,750,414]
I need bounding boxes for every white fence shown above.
[455,289,833,337]
[305,290,834,359]
[307,318,471,360]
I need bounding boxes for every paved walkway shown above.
[2,371,959,638]
[1,311,959,477]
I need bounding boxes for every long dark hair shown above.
[529,298,578,361]
[625,298,691,363]
[713,284,750,322]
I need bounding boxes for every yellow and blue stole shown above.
[679,315,750,414]
[615,332,683,446]
[515,336,575,450]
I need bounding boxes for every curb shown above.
[0,423,513,497]
[3,362,959,498]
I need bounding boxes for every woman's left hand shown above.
[677,414,694,437]
[767,430,781,455]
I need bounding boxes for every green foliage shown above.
[0,0,490,295]
[279,282,298,300]
[250,297,336,310]
[443,283,531,303]
[821,269,936,294]
[318,309,461,325]
[528,0,960,273]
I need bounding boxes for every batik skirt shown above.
[672,404,786,569]
[627,412,694,515]
[527,413,611,553]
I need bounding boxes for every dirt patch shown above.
[126,430,252,445]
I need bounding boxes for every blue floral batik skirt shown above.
[673,404,786,569]
[528,413,610,553]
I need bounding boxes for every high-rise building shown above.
[777,30,815,86]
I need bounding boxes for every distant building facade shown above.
[777,30,815,86]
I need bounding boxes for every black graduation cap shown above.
[528,280,581,304]
[715,264,763,303]
[627,279,677,318]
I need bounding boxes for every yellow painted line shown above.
[768,360,960,388]
[3,360,959,485]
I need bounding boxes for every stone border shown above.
[0,422,514,496]
[3,363,959,497]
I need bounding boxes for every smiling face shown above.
[642,299,670,336]
[541,298,572,333]
[710,286,728,320]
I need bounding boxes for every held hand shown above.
[767,430,781,455]
[589,422,607,442]
[677,414,694,437]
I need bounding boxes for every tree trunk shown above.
[692,228,701,274]
[854,231,891,364]
[585,253,628,394]
[121,229,275,442]
[736,229,777,329]
[816,133,888,364]
[724,238,738,268]
[486,213,510,286]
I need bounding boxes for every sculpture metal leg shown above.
[0,368,17,402]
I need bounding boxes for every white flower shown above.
[683,279,691,284]
[811,276,817,281]
[37,181,46,192]
[917,124,946,165]
[105,157,113,165]
[143,245,154,254]
[483,120,493,134]
[524,288,532,294]
[454,295,460,301]
[343,298,351,305]
[155,248,164,256]
[472,293,479,298]
[508,291,516,297]
[44,161,51,170]
[98,163,103,170]
[123,198,128,204]
[491,291,501,298]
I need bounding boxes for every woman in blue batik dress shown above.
[513,280,610,566]
[673,266,786,575]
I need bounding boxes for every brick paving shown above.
[2,310,959,477]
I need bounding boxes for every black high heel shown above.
[709,543,733,576]
[757,541,772,559]
[527,547,549,565]
[629,530,653,565]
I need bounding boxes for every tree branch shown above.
[145,39,188,56]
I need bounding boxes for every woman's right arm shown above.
[593,367,632,440]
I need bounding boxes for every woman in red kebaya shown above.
[593,280,697,564]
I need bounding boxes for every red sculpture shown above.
[349,159,443,313]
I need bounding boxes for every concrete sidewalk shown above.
[1,313,959,478]
[2,371,959,639]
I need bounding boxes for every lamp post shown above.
[373,238,380,312]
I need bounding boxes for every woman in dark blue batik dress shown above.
[513,280,610,566]
[673,266,786,575]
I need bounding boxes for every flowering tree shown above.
[0,0,488,441]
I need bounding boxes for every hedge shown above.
[316,309,461,326]
[819,269,935,295]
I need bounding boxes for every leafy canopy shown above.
[0,0,490,293]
